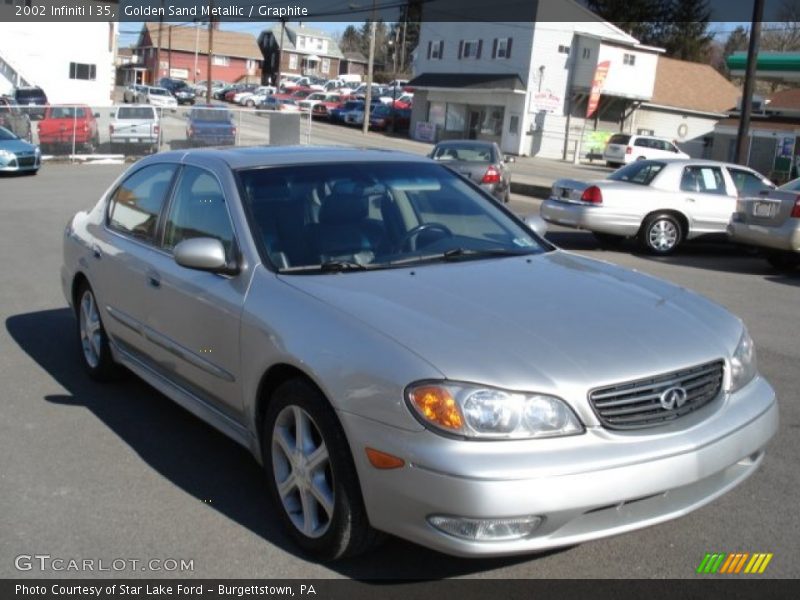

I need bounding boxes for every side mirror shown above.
[174,238,236,274]
[522,214,548,238]
[504,155,516,163]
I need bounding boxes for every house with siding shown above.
[408,0,664,156]
[259,25,344,84]
[136,23,262,86]
[625,56,740,158]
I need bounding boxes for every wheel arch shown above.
[71,271,90,313]
[638,209,689,237]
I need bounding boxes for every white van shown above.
[604,134,689,167]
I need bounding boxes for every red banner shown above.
[586,60,611,119]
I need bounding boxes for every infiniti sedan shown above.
[61,147,778,559]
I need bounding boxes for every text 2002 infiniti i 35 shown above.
[61,147,778,559]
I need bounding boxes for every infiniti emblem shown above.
[659,386,688,410]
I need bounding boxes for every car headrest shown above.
[319,190,368,225]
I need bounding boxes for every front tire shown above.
[75,282,121,381]
[262,379,380,560]
[766,251,800,272]
[640,213,683,255]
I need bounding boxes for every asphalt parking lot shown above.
[1,163,798,579]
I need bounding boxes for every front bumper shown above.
[541,198,641,236]
[340,376,777,557]
[0,154,40,172]
[728,219,800,253]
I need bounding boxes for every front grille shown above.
[589,360,724,429]
[17,156,36,167]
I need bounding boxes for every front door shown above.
[143,165,246,420]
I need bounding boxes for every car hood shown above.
[0,138,35,153]
[279,251,741,398]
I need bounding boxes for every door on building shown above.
[468,110,481,139]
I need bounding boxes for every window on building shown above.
[212,55,230,67]
[428,40,444,60]
[321,58,330,74]
[624,53,636,66]
[509,115,519,134]
[558,44,570,55]
[582,47,591,59]
[460,40,482,59]
[316,39,323,50]
[69,62,97,81]
[494,38,512,59]
[289,54,298,69]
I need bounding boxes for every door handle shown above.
[685,197,696,203]
[146,270,161,288]
[91,245,102,259]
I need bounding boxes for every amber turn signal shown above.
[365,448,405,469]
[408,385,464,432]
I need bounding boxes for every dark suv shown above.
[0,96,32,141]
[158,78,196,105]
[13,87,48,120]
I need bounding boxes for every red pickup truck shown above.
[37,105,100,153]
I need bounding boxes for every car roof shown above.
[635,158,757,169]
[143,146,429,170]
[434,140,495,148]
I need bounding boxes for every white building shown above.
[0,16,117,106]
[409,0,663,157]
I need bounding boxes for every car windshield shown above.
[608,161,666,186]
[238,161,547,273]
[779,177,800,191]
[117,107,155,119]
[432,144,495,162]
[608,134,630,145]
[0,126,17,141]
[16,89,44,100]
[49,106,86,118]
[150,88,169,96]
[191,109,231,121]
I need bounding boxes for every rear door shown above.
[604,134,630,161]
[679,165,735,233]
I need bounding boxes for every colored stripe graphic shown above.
[698,552,772,574]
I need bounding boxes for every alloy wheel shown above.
[648,219,679,252]
[271,405,335,539]
[79,289,102,368]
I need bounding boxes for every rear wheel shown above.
[75,282,122,381]
[262,378,381,560]
[640,214,683,255]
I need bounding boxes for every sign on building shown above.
[586,60,611,119]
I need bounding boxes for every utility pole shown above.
[362,0,377,135]
[206,0,214,101]
[277,18,286,88]
[193,22,200,84]
[155,14,163,84]
[167,25,173,77]
[735,0,766,165]
[400,13,407,73]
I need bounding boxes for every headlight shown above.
[406,382,584,440]
[0,149,15,161]
[730,328,757,393]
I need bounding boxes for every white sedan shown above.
[541,159,774,254]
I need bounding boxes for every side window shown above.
[728,168,770,197]
[107,163,177,242]
[163,166,236,258]
[634,138,651,148]
[680,166,727,195]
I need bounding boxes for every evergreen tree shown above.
[663,0,713,62]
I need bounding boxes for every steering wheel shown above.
[398,223,453,252]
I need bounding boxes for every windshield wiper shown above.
[318,260,369,273]
[440,247,536,260]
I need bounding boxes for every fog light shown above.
[428,515,542,541]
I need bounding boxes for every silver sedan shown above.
[61,147,777,559]
[541,159,774,254]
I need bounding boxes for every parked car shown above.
[213,84,237,100]
[429,140,514,203]
[728,177,800,271]
[224,84,254,103]
[298,92,341,118]
[158,78,197,105]
[541,159,775,254]
[142,87,178,109]
[238,86,276,107]
[257,96,300,112]
[37,105,100,153]
[329,100,364,124]
[193,81,224,98]
[186,106,236,147]
[109,105,160,154]
[369,105,411,132]
[232,85,266,105]
[61,146,777,560]
[12,86,48,120]
[0,95,32,141]
[603,133,689,167]
[0,125,40,174]
[282,76,324,92]
[123,84,148,104]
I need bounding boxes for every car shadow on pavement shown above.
[546,231,799,287]
[6,307,565,579]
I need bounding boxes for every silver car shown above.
[542,159,774,254]
[61,147,778,559]
[430,140,514,203]
[728,177,800,271]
